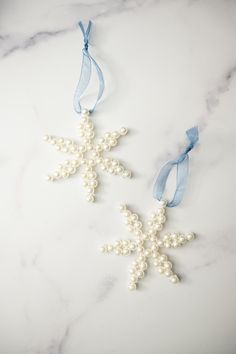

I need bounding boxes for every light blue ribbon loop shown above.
[153,126,199,207]
[73,21,105,115]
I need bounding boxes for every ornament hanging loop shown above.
[74,21,105,115]
[153,126,199,208]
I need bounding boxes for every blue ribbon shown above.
[153,126,199,207]
[73,21,105,114]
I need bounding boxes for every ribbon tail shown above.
[153,161,175,202]
[186,126,199,146]
[73,51,92,113]
[74,20,105,114]
[168,155,189,207]
[90,55,105,113]
[153,126,198,207]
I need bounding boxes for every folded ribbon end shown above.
[186,126,199,145]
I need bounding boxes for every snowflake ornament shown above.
[44,109,132,202]
[100,201,195,290]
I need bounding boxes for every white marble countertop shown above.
[1,1,236,353]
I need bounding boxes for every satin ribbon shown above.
[73,21,105,114]
[153,126,199,207]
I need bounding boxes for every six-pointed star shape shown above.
[101,202,195,290]
[44,110,132,202]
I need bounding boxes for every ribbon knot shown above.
[83,40,89,51]
[74,20,105,114]
[153,126,199,207]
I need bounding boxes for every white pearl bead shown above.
[120,127,128,135]
[152,252,159,259]
[158,215,166,223]
[144,249,151,257]
[139,262,148,270]
[81,108,89,115]
[130,275,137,282]
[163,261,172,269]
[159,200,167,207]
[153,260,159,267]
[164,270,172,277]
[122,170,131,178]
[119,204,127,212]
[159,254,167,262]
[186,232,195,241]
[112,132,120,138]
[137,246,144,253]
[87,195,95,202]
[128,282,136,291]
[136,270,144,279]
[154,224,163,231]
[123,210,131,217]
[142,234,148,240]
[138,255,145,262]
[170,275,179,284]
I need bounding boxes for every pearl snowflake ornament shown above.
[100,201,195,291]
[44,109,132,202]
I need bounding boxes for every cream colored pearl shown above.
[136,270,144,279]
[139,262,148,270]
[128,283,136,291]
[87,195,95,202]
[144,249,151,257]
[81,108,89,115]
[163,261,172,269]
[138,255,145,262]
[159,254,167,262]
[158,267,164,274]
[120,127,128,135]
[153,260,159,267]
[119,204,127,212]
[123,170,131,178]
[130,275,137,282]
[112,131,119,137]
[100,205,195,290]
[164,270,172,277]
[186,232,195,241]
[159,200,167,207]
[170,275,179,284]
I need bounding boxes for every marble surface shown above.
[1,0,236,353]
